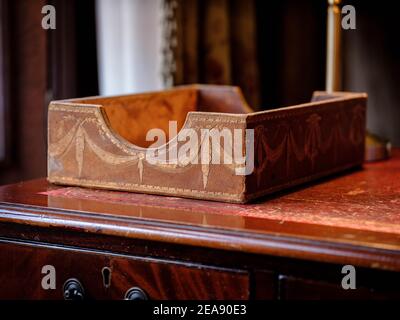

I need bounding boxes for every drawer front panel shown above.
[0,241,249,300]
[279,275,400,300]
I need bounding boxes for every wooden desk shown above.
[0,150,399,300]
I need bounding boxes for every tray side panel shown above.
[47,102,248,203]
[245,94,367,201]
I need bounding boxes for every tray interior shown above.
[71,85,251,148]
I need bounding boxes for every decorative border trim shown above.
[48,176,244,202]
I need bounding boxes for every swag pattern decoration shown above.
[49,104,365,190]
[48,107,242,190]
[253,105,365,187]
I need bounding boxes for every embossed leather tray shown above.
[48,85,367,203]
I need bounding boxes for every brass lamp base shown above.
[365,132,391,162]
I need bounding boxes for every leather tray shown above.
[47,85,367,203]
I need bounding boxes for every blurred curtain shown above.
[96,0,163,95]
[162,0,260,108]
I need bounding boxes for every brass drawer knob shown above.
[63,278,85,300]
[124,287,148,301]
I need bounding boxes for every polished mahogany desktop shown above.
[0,150,399,299]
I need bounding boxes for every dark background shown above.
[0,0,398,185]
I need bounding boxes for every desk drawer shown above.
[278,275,400,300]
[0,241,249,300]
